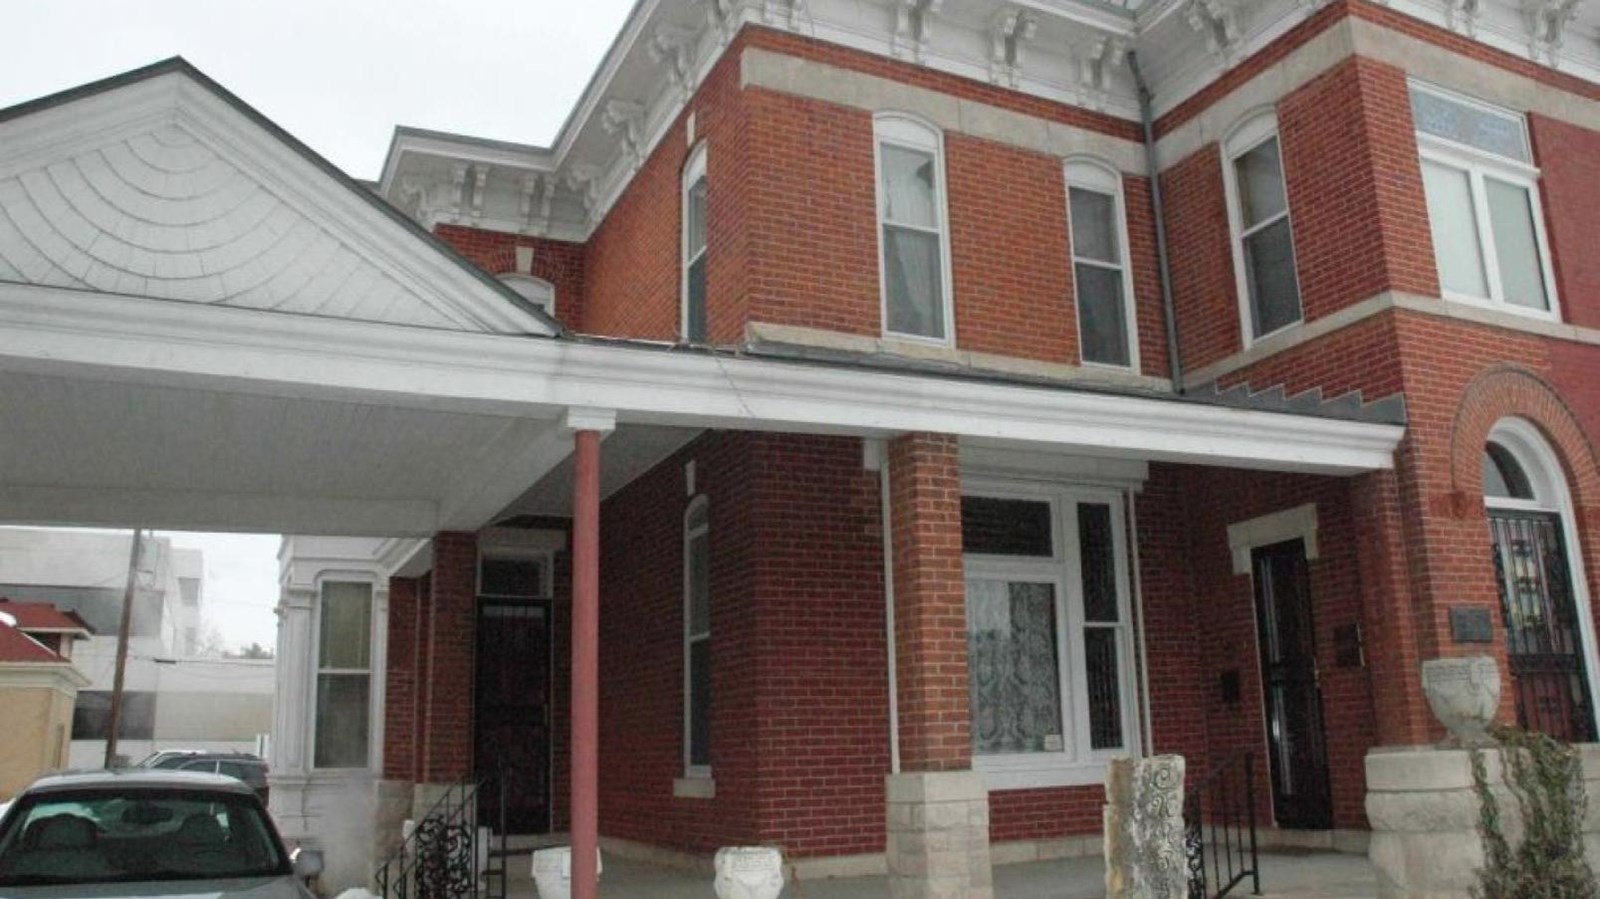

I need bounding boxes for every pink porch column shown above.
[566,409,612,899]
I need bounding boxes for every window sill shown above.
[673,776,716,799]
[975,757,1116,791]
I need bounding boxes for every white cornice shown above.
[374,0,1600,249]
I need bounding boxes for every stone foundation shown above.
[1366,744,1600,899]
[885,771,993,899]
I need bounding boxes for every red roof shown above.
[0,598,92,637]
[0,622,67,664]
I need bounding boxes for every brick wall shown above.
[1277,57,1438,320]
[1529,114,1600,331]
[421,532,476,783]
[1161,144,1238,371]
[432,226,586,325]
[383,576,419,781]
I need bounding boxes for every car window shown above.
[0,789,289,886]
[216,762,263,787]
[153,756,193,770]
[178,761,218,774]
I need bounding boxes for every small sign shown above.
[1042,734,1064,752]
[1450,606,1495,644]
[1334,623,1364,668]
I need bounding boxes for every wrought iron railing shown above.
[1183,753,1261,899]
[375,777,507,899]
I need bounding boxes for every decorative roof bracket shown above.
[650,25,699,104]
[601,99,647,170]
[1074,35,1130,111]
[1186,0,1245,67]
[891,0,943,63]
[988,7,1039,88]
[1522,0,1582,65]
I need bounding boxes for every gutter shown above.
[1128,51,1185,394]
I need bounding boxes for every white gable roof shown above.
[0,59,556,336]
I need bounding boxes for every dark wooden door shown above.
[1489,510,1597,742]
[1252,538,1333,830]
[475,601,552,833]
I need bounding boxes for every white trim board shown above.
[1227,503,1319,574]
[0,284,1405,478]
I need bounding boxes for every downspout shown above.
[1128,492,1155,755]
[1128,51,1185,393]
[877,441,902,776]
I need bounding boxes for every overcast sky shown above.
[2,0,638,179]
[6,2,638,648]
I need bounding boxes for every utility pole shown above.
[104,528,143,768]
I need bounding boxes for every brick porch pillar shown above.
[415,532,477,810]
[885,432,992,899]
[1350,469,1433,746]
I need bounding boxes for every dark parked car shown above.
[134,753,269,805]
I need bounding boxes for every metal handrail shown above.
[375,777,506,899]
[1184,753,1261,899]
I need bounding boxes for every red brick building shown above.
[4,0,1600,895]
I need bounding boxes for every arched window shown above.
[874,113,953,344]
[1221,109,1303,345]
[1484,418,1598,741]
[499,274,555,317]
[683,496,712,776]
[682,143,709,343]
[1065,158,1138,370]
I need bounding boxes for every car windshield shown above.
[0,789,290,886]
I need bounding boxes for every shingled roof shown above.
[0,598,92,637]
[0,619,68,664]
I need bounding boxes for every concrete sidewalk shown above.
[505,849,1376,898]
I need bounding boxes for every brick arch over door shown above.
[1447,364,1600,630]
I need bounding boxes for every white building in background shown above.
[0,528,275,767]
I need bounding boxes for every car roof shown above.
[21,769,256,796]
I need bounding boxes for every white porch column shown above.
[269,580,317,837]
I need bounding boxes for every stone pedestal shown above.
[886,771,993,899]
[714,847,785,899]
[1366,744,1600,898]
[1104,756,1187,899]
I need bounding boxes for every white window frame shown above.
[681,142,709,342]
[1221,110,1304,347]
[310,576,380,772]
[1065,158,1140,373]
[683,495,712,779]
[963,479,1142,790]
[1410,82,1561,322]
[498,274,556,318]
[873,113,956,347]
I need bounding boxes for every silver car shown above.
[0,770,322,899]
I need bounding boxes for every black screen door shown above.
[475,601,553,833]
[1252,538,1333,830]
[1490,510,1597,742]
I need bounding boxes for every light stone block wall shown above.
[1366,744,1600,899]
[886,771,993,899]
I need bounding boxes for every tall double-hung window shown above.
[1223,113,1303,343]
[962,485,1139,789]
[1066,160,1139,369]
[1411,82,1557,317]
[683,496,712,775]
[315,580,372,769]
[875,115,954,343]
[682,144,709,343]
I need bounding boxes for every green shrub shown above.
[1470,726,1597,899]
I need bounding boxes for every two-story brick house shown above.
[3,0,1600,895]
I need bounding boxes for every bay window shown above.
[875,114,953,343]
[314,580,372,769]
[1223,113,1303,343]
[962,486,1139,788]
[1411,82,1557,317]
[1066,160,1138,370]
